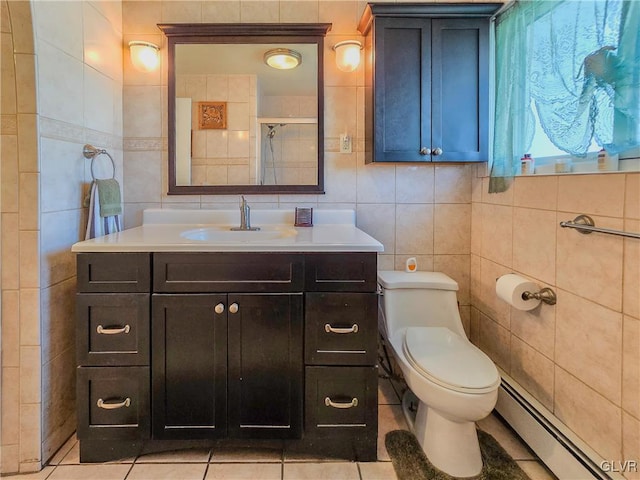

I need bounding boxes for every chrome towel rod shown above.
[560,215,640,239]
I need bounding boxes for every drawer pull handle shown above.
[97,397,131,410]
[325,397,359,409]
[324,324,358,334]
[229,303,239,314]
[96,325,131,335]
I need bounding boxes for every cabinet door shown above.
[227,294,303,438]
[431,18,489,162]
[374,17,431,162]
[152,294,227,439]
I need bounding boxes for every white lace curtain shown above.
[490,0,640,193]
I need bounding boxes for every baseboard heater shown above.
[496,372,625,480]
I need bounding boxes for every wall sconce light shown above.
[263,48,302,70]
[333,40,362,72]
[128,41,160,72]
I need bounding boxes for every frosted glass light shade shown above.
[333,40,362,72]
[264,48,302,70]
[129,41,160,72]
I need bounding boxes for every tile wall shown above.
[1,0,123,474]
[2,0,636,477]
[121,0,480,334]
[1,0,40,473]
[469,171,640,479]
[176,73,257,185]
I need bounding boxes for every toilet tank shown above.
[377,271,466,337]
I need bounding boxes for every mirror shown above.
[160,23,331,195]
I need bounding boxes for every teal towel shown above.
[95,178,122,217]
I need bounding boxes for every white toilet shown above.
[378,270,500,478]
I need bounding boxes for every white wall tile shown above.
[83,2,121,82]
[32,1,83,60]
[83,67,115,135]
[36,41,84,125]
[39,138,85,213]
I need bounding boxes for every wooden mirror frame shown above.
[160,23,331,195]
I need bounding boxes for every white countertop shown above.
[71,209,384,253]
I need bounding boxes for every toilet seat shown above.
[402,327,500,394]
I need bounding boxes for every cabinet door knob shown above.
[432,147,443,156]
[214,303,225,314]
[229,303,239,314]
[96,324,131,335]
[324,397,359,409]
[419,147,431,155]
[324,323,359,334]
[97,397,131,410]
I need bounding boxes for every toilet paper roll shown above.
[495,274,540,311]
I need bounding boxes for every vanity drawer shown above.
[76,366,150,440]
[304,253,377,292]
[77,253,151,293]
[305,293,378,365]
[153,253,304,293]
[77,294,150,366]
[305,366,378,434]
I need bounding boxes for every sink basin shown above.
[180,225,298,242]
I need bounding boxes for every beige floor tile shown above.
[205,462,282,479]
[378,377,400,405]
[137,448,211,463]
[477,413,535,461]
[47,464,132,480]
[6,466,55,479]
[516,460,558,480]
[377,404,409,461]
[283,461,360,480]
[210,446,282,463]
[47,434,77,465]
[58,442,80,465]
[358,461,398,480]
[126,463,207,480]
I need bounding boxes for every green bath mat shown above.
[385,429,530,480]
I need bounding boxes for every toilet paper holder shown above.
[521,287,557,305]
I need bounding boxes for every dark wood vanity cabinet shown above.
[76,251,378,462]
[358,3,499,163]
[76,253,152,462]
[152,293,303,440]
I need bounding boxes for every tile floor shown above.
[7,377,557,480]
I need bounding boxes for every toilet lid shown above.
[403,327,500,394]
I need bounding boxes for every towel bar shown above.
[560,215,640,239]
[83,144,115,180]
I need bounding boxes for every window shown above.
[490,0,639,188]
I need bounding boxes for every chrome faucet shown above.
[231,196,260,231]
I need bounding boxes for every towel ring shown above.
[83,144,115,180]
